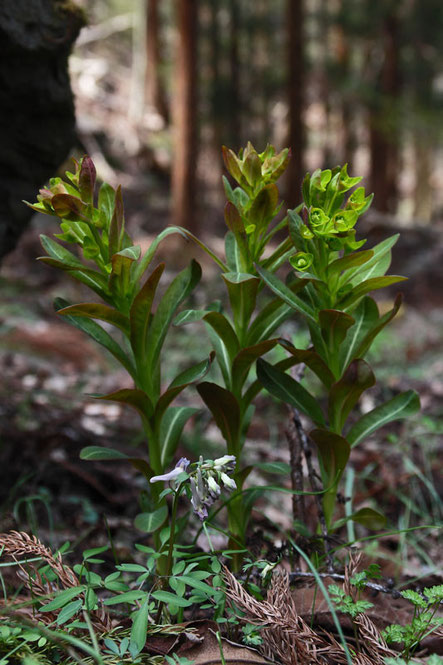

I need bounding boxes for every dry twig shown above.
[0,531,111,632]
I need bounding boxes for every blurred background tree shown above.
[8,0,443,246]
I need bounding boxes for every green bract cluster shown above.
[222,142,292,271]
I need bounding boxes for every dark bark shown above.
[0,0,84,259]
[228,0,241,148]
[369,14,400,213]
[286,0,305,209]
[145,0,169,122]
[171,0,198,231]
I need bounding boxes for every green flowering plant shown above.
[27,156,218,568]
[29,148,420,573]
[256,164,421,532]
[175,143,307,564]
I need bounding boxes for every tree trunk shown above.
[145,0,169,122]
[286,0,305,209]
[0,0,84,260]
[414,132,433,222]
[369,14,400,213]
[171,0,198,231]
[228,0,241,149]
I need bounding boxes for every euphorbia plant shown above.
[175,143,305,559]
[27,157,216,561]
[28,148,420,571]
[256,165,420,532]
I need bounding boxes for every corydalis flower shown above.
[149,455,237,521]
[189,455,237,521]
[150,457,190,484]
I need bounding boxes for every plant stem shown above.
[289,405,334,572]
[155,482,183,623]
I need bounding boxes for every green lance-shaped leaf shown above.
[159,406,199,468]
[310,429,350,484]
[256,264,316,322]
[89,388,154,420]
[260,235,295,272]
[243,150,262,188]
[243,355,301,408]
[222,272,260,334]
[246,297,293,345]
[338,296,380,372]
[130,263,165,362]
[145,260,202,377]
[133,227,195,283]
[134,506,169,534]
[40,232,108,297]
[288,209,309,252]
[130,599,150,656]
[338,275,407,312]
[111,245,141,274]
[41,586,86,612]
[353,294,402,361]
[328,359,376,433]
[203,311,240,386]
[225,230,249,273]
[39,258,110,302]
[310,428,350,524]
[231,339,278,392]
[80,445,152,480]
[345,234,399,286]
[55,298,136,377]
[318,310,355,374]
[173,308,208,326]
[197,382,241,453]
[104,590,147,606]
[257,358,325,427]
[222,146,244,184]
[333,507,386,531]
[249,183,279,232]
[40,234,84,268]
[57,303,130,335]
[80,446,129,461]
[346,390,420,448]
[278,340,335,389]
[151,590,192,608]
[109,245,141,297]
[98,182,115,226]
[327,249,374,280]
[154,353,215,425]
[224,201,244,234]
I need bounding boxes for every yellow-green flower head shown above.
[309,208,330,227]
[289,252,314,272]
[332,210,358,233]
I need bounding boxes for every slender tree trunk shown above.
[369,14,400,212]
[414,132,433,222]
[209,0,222,151]
[335,20,356,167]
[171,0,198,231]
[145,0,169,122]
[286,0,305,208]
[228,0,241,148]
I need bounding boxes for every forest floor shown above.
[0,207,442,661]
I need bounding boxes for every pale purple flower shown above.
[150,458,190,484]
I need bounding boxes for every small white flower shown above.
[220,472,237,490]
[214,455,236,470]
[207,475,221,496]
